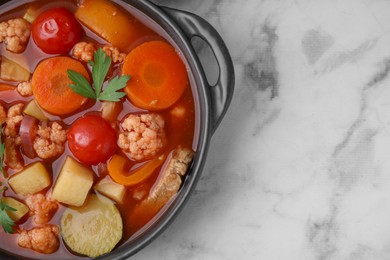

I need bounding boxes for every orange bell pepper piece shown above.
[108,154,165,186]
[75,0,151,52]
[0,83,15,91]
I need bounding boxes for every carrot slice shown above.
[122,41,188,110]
[0,83,15,91]
[108,154,165,186]
[31,57,90,115]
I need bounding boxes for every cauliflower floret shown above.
[16,81,32,97]
[4,103,23,137]
[33,122,66,159]
[4,137,23,170]
[17,225,59,254]
[72,42,125,63]
[3,104,24,169]
[103,45,126,63]
[0,104,6,125]
[118,114,166,161]
[25,194,58,226]
[72,41,97,62]
[0,18,31,53]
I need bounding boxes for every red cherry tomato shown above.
[32,8,83,54]
[68,115,117,165]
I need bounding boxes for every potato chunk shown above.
[2,197,29,221]
[9,162,51,196]
[52,157,93,207]
[1,56,30,81]
[94,177,126,203]
[24,100,47,121]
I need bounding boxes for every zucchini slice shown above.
[60,194,123,257]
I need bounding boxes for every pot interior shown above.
[0,0,211,259]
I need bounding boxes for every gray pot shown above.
[0,0,234,259]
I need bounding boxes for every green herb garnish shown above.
[68,48,130,102]
[0,125,5,178]
[0,199,16,234]
[0,126,16,234]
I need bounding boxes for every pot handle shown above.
[162,7,234,134]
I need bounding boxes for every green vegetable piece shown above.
[61,194,123,257]
[23,5,40,23]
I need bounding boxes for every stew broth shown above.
[0,0,196,258]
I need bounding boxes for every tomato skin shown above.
[68,115,117,165]
[32,8,83,54]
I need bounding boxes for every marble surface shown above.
[134,0,390,259]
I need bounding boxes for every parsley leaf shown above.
[67,48,130,102]
[0,199,16,234]
[68,70,96,99]
[99,75,130,102]
[92,48,111,97]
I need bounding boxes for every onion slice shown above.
[20,115,38,158]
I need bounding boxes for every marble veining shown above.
[135,0,390,259]
[244,22,279,98]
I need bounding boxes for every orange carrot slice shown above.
[31,57,90,115]
[108,154,165,186]
[122,41,188,110]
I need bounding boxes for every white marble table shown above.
[135,0,390,259]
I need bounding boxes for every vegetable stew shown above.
[0,0,196,258]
